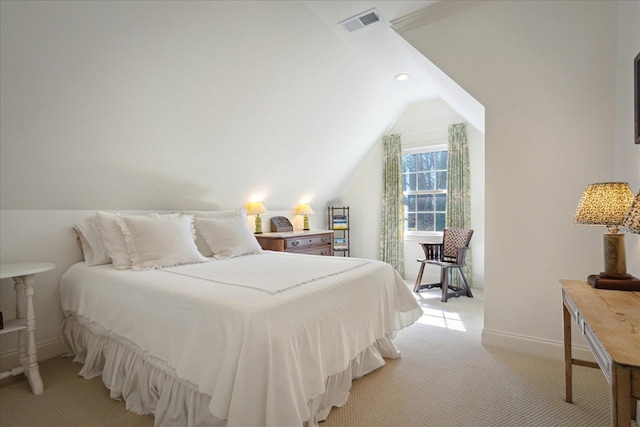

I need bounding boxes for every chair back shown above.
[442,228,473,261]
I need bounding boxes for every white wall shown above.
[0,1,414,366]
[1,0,635,369]
[0,1,411,213]
[615,0,640,277]
[330,143,383,261]
[396,0,638,359]
[337,98,485,287]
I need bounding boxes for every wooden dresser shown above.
[255,231,333,256]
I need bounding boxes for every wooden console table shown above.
[561,279,640,427]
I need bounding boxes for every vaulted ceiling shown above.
[0,0,481,212]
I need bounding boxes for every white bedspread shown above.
[60,252,422,427]
[162,252,371,294]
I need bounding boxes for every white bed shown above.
[60,250,422,426]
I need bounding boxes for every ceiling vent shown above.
[339,9,382,33]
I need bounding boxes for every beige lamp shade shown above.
[622,189,640,234]
[296,204,314,215]
[296,204,314,231]
[247,202,268,216]
[574,182,633,230]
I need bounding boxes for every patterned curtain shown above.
[446,123,472,285]
[380,134,405,277]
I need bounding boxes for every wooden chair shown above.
[413,228,474,302]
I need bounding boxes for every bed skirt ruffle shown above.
[60,315,400,427]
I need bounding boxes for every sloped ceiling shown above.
[0,0,442,212]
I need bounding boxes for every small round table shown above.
[0,262,55,395]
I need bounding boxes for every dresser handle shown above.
[321,237,329,242]
[291,241,299,247]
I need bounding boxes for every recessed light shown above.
[395,73,410,81]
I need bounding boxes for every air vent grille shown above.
[339,9,382,33]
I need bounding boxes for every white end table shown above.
[0,262,55,395]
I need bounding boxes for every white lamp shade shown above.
[247,202,268,216]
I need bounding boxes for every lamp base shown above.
[587,274,640,291]
[254,216,263,234]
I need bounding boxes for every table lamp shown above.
[296,204,314,231]
[574,182,639,289]
[247,202,268,234]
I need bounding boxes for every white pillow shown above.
[184,210,245,257]
[96,212,185,269]
[194,213,263,259]
[118,214,209,270]
[73,215,110,266]
[96,211,133,269]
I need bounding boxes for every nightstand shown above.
[255,230,334,256]
[0,262,55,395]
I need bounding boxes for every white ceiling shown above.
[303,0,484,133]
[303,1,443,103]
[1,0,482,212]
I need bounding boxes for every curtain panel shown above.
[380,134,405,277]
[446,123,472,285]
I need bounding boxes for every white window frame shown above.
[402,143,448,239]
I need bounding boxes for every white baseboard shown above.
[481,328,596,363]
[0,338,68,372]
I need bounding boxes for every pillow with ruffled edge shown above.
[118,214,209,270]
[95,212,183,269]
[73,214,110,266]
[194,212,263,259]
[183,210,245,257]
[96,211,135,269]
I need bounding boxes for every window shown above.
[402,145,448,233]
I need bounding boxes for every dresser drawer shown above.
[284,235,331,251]
[293,246,333,256]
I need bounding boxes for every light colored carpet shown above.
[0,285,634,426]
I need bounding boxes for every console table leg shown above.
[612,365,632,427]
[563,303,572,403]
[14,277,28,366]
[23,274,43,395]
